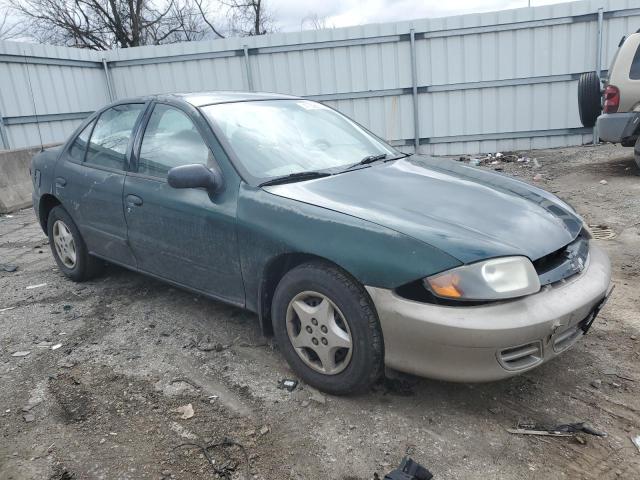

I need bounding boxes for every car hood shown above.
[264,156,583,264]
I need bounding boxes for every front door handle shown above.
[126,194,143,206]
[55,177,67,187]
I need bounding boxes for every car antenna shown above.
[23,50,44,152]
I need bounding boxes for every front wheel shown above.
[272,261,383,395]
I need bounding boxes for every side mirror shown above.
[167,164,220,192]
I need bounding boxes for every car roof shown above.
[156,91,300,107]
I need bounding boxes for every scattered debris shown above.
[632,435,640,453]
[51,343,63,351]
[383,456,433,480]
[469,158,480,166]
[0,263,18,272]
[0,306,16,313]
[599,179,608,185]
[277,379,298,392]
[36,341,54,348]
[11,351,31,357]
[25,283,47,290]
[23,413,35,423]
[259,425,270,436]
[507,422,606,438]
[532,158,541,169]
[590,379,602,389]
[175,438,249,480]
[533,174,543,181]
[174,403,194,420]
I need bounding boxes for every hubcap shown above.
[285,291,353,375]
[52,220,77,269]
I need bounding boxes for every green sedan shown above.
[31,92,612,394]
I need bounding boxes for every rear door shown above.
[123,102,244,304]
[54,103,146,265]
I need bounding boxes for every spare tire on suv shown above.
[578,71,602,127]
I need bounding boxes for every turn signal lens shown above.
[427,273,463,298]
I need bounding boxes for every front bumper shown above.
[596,112,640,143]
[366,244,612,382]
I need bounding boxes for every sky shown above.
[271,0,568,32]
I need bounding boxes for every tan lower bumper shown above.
[366,244,612,382]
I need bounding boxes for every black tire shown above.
[47,206,104,282]
[578,71,602,127]
[271,261,383,395]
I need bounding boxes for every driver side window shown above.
[138,104,214,179]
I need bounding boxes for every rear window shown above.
[68,120,95,163]
[85,104,144,170]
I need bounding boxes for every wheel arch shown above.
[257,252,358,336]
[38,194,62,234]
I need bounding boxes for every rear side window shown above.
[85,104,144,170]
[68,120,95,163]
[138,104,213,179]
[630,44,640,80]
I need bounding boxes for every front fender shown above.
[237,184,461,312]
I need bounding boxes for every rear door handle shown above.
[126,194,143,206]
[55,177,67,187]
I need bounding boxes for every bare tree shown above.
[220,0,274,36]
[194,0,225,38]
[0,7,21,40]
[300,13,333,31]
[9,0,227,49]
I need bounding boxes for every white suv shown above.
[579,31,640,168]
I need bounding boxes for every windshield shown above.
[202,100,396,181]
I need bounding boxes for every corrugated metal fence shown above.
[1,0,640,154]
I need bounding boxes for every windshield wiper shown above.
[359,153,388,165]
[340,152,412,173]
[258,171,331,187]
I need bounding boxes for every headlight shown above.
[424,256,540,301]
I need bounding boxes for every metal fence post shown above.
[0,108,9,150]
[243,45,254,91]
[409,29,420,153]
[593,7,604,144]
[102,58,115,102]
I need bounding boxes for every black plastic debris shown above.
[277,379,298,391]
[383,457,433,480]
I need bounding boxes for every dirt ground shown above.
[1,143,639,480]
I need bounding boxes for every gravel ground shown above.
[0,143,639,480]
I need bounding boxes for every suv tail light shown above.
[603,85,620,113]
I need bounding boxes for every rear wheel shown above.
[634,136,640,171]
[272,261,383,395]
[47,206,103,282]
[578,71,602,128]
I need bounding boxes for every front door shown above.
[54,103,145,265]
[123,103,244,304]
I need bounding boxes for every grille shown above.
[498,341,543,370]
[534,231,590,286]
